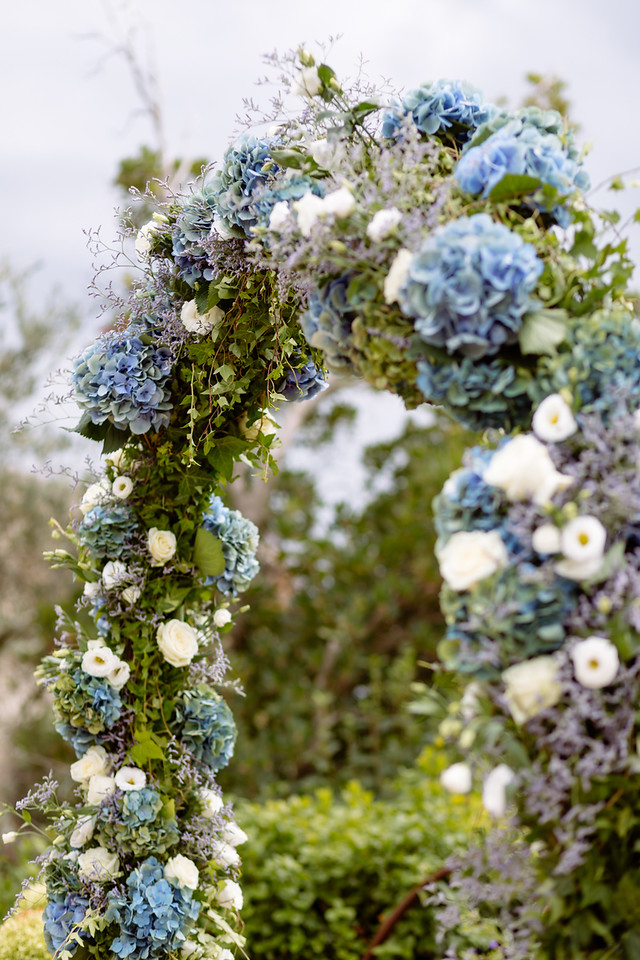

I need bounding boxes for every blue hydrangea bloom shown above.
[43,893,90,956]
[382,79,495,144]
[201,495,260,596]
[171,183,219,287]
[121,787,165,826]
[278,355,328,402]
[105,857,200,960]
[175,685,236,773]
[252,176,324,228]
[55,722,101,757]
[300,274,359,370]
[400,214,543,359]
[72,327,173,435]
[212,134,277,238]
[77,503,137,559]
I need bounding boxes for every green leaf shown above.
[518,308,567,356]
[130,729,165,765]
[570,231,598,260]
[73,413,107,443]
[317,64,337,87]
[488,173,541,201]
[157,586,193,614]
[194,283,210,314]
[623,931,640,960]
[193,527,225,577]
[102,421,129,455]
[205,436,248,482]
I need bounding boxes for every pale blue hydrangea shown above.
[54,667,123,736]
[77,502,137,559]
[97,787,180,856]
[382,79,495,144]
[212,134,276,237]
[277,354,328,401]
[43,893,90,956]
[105,857,200,960]
[171,183,219,287]
[201,495,260,595]
[300,274,359,371]
[175,685,236,773]
[400,214,543,359]
[55,722,100,757]
[252,175,324,228]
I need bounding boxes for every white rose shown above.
[147,527,177,566]
[70,746,109,783]
[440,762,472,795]
[77,845,120,882]
[532,394,578,443]
[111,475,133,500]
[115,766,146,791]
[83,581,102,599]
[107,661,130,690]
[383,248,413,304]
[366,207,402,243]
[201,789,224,818]
[482,764,515,818]
[483,434,573,505]
[308,138,340,168]
[502,656,563,724]
[531,523,562,555]
[156,619,199,667]
[216,879,243,910]
[105,448,126,470]
[70,816,96,848]
[221,822,248,846]
[165,854,199,890]
[121,584,141,605]
[437,530,508,592]
[212,841,240,869]
[79,478,111,515]
[322,186,355,219]
[293,191,325,237]
[101,561,130,591]
[134,220,159,260]
[81,646,120,678]
[268,201,291,232]
[292,66,322,97]
[571,636,619,689]
[214,609,232,628]
[181,300,225,336]
[87,774,117,805]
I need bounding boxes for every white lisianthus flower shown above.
[483,434,573,505]
[532,523,562,555]
[571,636,619,689]
[212,841,241,869]
[77,845,120,882]
[502,656,563,724]
[532,394,578,443]
[70,745,109,783]
[112,475,133,500]
[69,816,96,848]
[87,774,117,805]
[216,879,243,910]
[268,201,291,232]
[440,762,472,795]
[437,530,508,592]
[293,192,325,237]
[107,661,131,691]
[156,619,199,667]
[308,138,339,168]
[383,248,413,304]
[81,645,120,678]
[366,207,403,243]
[115,766,146,791]
[482,764,515,818]
[322,186,356,219]
[121,584,141,605]
[147,527,177,566]
[180,300,225,336]
[101,561,130,591]
[560,515,606,563]
[79,478,112,515]
[214,608,232,628]
[200,789,224,818]
[221,822,248,846]
[134,220,159,260]
[2,832,18,844]
[165,854,199,890]
[83,581,102,600]
[292,66,322,97]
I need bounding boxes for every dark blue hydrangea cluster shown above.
[43,893,91,956]
[400,214,543,359]
[105,857,200,960]
[175,685,237,773]
[300,274,359,371]
[171,184,220,287]
[278,354,328,402]
[382,79,495,144]
[201,495,260,596]
[212,134,277,238]
[72,326,173,435]
[78,503,137,559]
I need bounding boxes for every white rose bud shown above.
[112,476,133,500]
[308,138,338,169]
[147,527,177,566]
[70,746,109,783]
[571,636,619,689]
[322,186,355,219]
[165,854,199,890]
[532,523,562,555]
[366,207,403,243]
[134,220,159,260]
[216,879,243,910]
[101,561,130,591]
[200,789,224,818]
[532,394,578,444]
[268,201,291,232]
[293,192,325,237]
[437,529,508,592]
[502,656,563,724]
[77,845,120,882]
[482,764,515,818]
[83,581,102,599]
[115,766,146,791]
[86,774,117,805]
[440,762,472,795]
[213,841,240,869]
[2,832,18,844]
[181,300,225,336]
[483,434,573,505]
[69,816,96,848]
[156,619,199,668]
[107,661,131,691]
[79,478,112,515]
[214,609,232,628]
[221,821,248,846]
[383,248,413,304]
[292,66,322,97]
[81,646,120,678]
[121,585,141,605]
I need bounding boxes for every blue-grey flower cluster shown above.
[53,667,123,738]
[382,79,495,143]
[43,893,90,957]
[211,134,276,238]
[105,857,200,960]
[72,327,173,435]
[252,176,323,229]
[278,354,328,402]
[401,214,543,359]
[201,495,260,596]
[98,788,180,857]
[175,685,237,773]
[78,503,137,559]
[171,184,219,287]
[300,274,359,371]
[55,722,99,756]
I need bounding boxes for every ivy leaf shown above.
[205,436,248,482]
[518,308,567,356]
[193,527,225,577]
[157,585,193,614]
[195,283,210,315]
[489,173,541,201]
[130,729,165,765]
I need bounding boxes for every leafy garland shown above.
[9,46,640,960]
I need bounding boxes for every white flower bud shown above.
[440,762,472,795]
[437,530,508,592]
